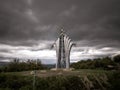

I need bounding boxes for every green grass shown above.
[1,69,112,77]
[0,69,119,90]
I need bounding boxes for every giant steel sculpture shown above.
[54,29,73,69]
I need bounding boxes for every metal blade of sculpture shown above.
[54,29,73,69]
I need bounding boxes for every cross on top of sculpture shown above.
[53,28,74,69]
[60,28,64,34]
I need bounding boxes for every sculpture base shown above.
[50,68,74,71]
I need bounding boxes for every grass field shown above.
[1,69,112,77]
[0,69,119,90]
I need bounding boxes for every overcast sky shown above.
[0,0,120,64]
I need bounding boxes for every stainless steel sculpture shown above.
[54,29,73,69]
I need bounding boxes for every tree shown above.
[113,55,120,64]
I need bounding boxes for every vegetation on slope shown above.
[0,59,46,72]
[71,57,119,70]
[0,55,120,90]
[0,71,120,90]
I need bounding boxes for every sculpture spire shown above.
[60,28,65,36]
[54,28,73,69]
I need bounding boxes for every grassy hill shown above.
[2,69,111,77]
[0,57,120,90]
[0,69,119,90]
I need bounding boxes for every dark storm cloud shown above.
[0,0,120,43]
[0,0,120,63]
[0,0,58,42]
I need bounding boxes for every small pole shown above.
[33,60,37,90]
[33,70,36,90]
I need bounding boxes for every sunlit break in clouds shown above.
[0,0,120,64]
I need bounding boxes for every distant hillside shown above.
[43,64,55,69]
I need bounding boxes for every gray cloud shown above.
[0,0,120,63]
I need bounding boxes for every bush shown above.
[0,59,47,72]
[71,57,117,70]
[0,71,120,90]
[108,71,120,90]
